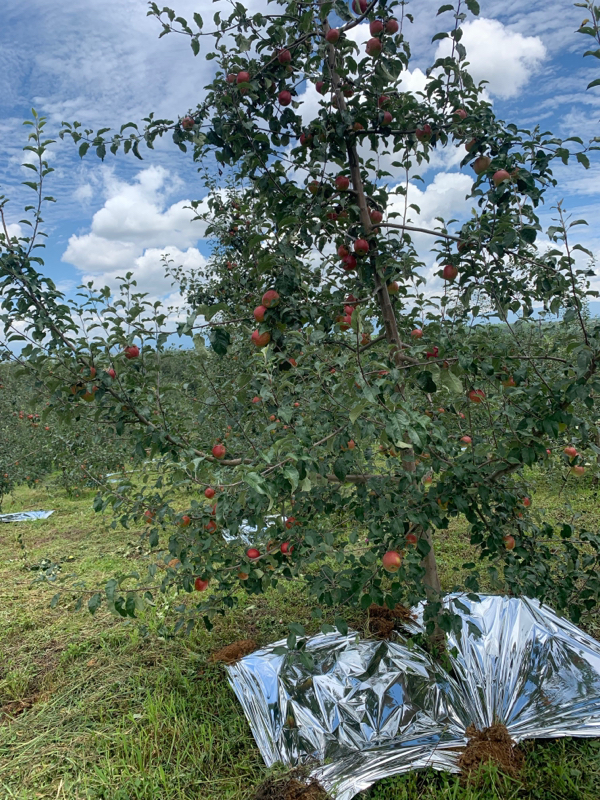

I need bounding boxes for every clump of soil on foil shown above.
[209,639,257,664]
[254,774,329,800]
[459,723,524,779]
[368,603,416,638]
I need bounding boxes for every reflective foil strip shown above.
[227,597,600,799]
[0,510,54,523]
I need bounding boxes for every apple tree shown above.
[3,0,600,636]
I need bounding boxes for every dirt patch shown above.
[368,603,416,638]
[210,639,257,664]
[458,723,524,779]
[254,775,329,800]
[0,696,38,723]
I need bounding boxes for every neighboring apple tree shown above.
[2,1,600,636]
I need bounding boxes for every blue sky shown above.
[0,0,598,307]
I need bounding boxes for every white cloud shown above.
[436,18,547,99]
[62,166,208,301]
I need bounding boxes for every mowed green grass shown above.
[1,476,599,799]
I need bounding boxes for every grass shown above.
[1,477,599,799]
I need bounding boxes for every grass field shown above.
[1,476,600,799]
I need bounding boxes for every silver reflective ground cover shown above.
[0,510,54,523]
[227,595,600,799]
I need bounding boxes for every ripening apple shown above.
[280,541,293,555]
[460,435,472,446]
[493,169,510,187]
[308,180,320,194]
[262,290,279,308]
[194,577,209,591]
[354,238,369,256]
[181,116,195,131]
[252,396,261,404]
[106,367,116,379]
[502,375,516,387]
[370,19,384,35]
[204,486,215,499]
[387,281,399,295]
[369,209,383,224]
[353,121,365,131]
[251,330,271,348]
[385,18,399,33]
[382,550,403,572]
[347,439,356,450]
[316,81,326,94]
[205,520,217,533]
[382,111,392,125]
[181,515,191,527]
[212,444,226,459]
[571,465,585,477]
[278,90,292,106]
[468,389,486,403]
[411,328,423,338]
[144,509,155,524]
[415,124,432,141]
[472,155,492,175]
[338,244,350,259]
[335,175,350,191]
[442,264,458,282]
[366,37,382,57]
[326,28,340,43]
[503,535,516,550]
[405,533,418,545]
[378,94,389,107]
[453,108,467,120]
[342,254,357,271]
[278,49,291,64]
[236,71,250,84]
[254,305,267,322]
[124,345,139,359]
[564,446,578,458]
[352,0,368,12]
[522,497,531,507]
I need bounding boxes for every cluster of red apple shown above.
[564,445,585,476]
[252,289,280,348]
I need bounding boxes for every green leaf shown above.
[431,31,449,42]
[209,327,230,355]
[88,593,102,615]
[465,0,480,14]
[244,472,266,494]
[335,616,349,635]
[436,4,454,14]
[283,466,299,491]
[439,368,463,395]
[576,152,591,168]
[349,399,368,423]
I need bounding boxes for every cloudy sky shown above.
[0,0,598,306]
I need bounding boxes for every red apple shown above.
[503,535,516,550]
[415,124,432,141]
[460,435,472,445]
[124,345,139,359]
[342,254,357,271]
[442,264,458,282]
[468,389,486,403]
[205,520,217,533]
[278,49,291,64]
[252,330,271,348]
[378,94,390,107]
[326,28,340,43]
[194,577,209,591]
[354,238,369,256]
[144,509,155,524]
[254,305,267,322]
[352,0,368,12]
[227,73,236,84]
[564,446,578,458]
[106,368,116,379]
[426,346,439,359]
[493,169,510,187]
[369,209,383,224]
[204,487,215,499]
[262,289,280,308]
[181,116,195,131]
[278,90,292,106]
[405,533,418,545]
[370,20,384,35]
[366,37,382,57]
[299,132,312,146]
[308,180,320,194]
[382,550,403,572]
[571,465,585,477]
[212,444,226,459]
[335,175,350,191]
[453,108,467,120]
[502,375,516,387]
[465,138,477,152]
[472,155,492,175]
[347,439,356,450]
[236,71,250,84]
[338,244,350,259]
[522,497,531,507]
[382,111,393,125]
[353,122,365,131]
[181,515,191,527]
[387,281,399,295]
[280,541,293,554]
[385,18,399,33]
[252,396,261,403]
[316,81,326,94]
[411,328,423,338]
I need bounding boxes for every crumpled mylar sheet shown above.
[227,595,600,800]
[0,510,54,523]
